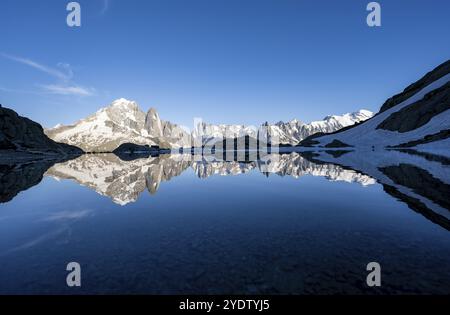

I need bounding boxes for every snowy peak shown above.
[270,109,374,145]
[193,109,373,146]
[45,98,374,150]
[103,98,144,125]
[109,98,138,109]
[308,60,450,152]
[45,99,192,152]
[45,99,154,152]
[356,109,373,117]
[322,109,372,123]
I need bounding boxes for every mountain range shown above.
[1,59,448,158]
[43,98,372,152]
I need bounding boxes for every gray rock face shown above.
[144,108,191,148]
[0,105,82,154]
[377,82,450,133]
[144,108,163,137]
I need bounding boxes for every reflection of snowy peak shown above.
[46,154,192,205]
[45,153,375,205]
[192,161,256,178]
[262,153,376,185]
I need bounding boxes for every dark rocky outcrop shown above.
[379,60,450,113]
[296,132,325,147]
[379,163,450,210]
[382,184,450,231]
[393,149,450,166]
[112,143,166,161]
[113,143,160,154]
[0,161,55,203]
[301,60,450,145]
[324,139,353,148]
[325,150,351,158]
[0,152,83,203]
[0,105,83,155]
[377,82,450,132]
[390,129,450,148]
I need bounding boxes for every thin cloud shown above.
[41,84,95,96]
[2,53,95,97]
[1,53,72,81]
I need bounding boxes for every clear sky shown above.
[0,0,449,128]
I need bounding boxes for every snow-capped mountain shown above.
[45,98,372,152]
[193,110,373,146]
[45,98,192,152]
[45,99,157,152]
[305,60,450,154]
[268,110,373,145]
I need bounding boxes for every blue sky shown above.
[0,0,449,128]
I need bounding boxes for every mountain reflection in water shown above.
[44,153,376,205]
[0,150,449,294]
[1,150,448,231]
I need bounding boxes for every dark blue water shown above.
[0,153,449,294]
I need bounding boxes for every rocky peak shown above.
[145,107,163,137]
[109,98,139,110]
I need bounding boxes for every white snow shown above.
[313,73,450,149]
[305,149,450,221]
[194,109,373,146]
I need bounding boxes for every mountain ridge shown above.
[300,59,450,154]
[45,99,372,152]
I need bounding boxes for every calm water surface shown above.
[0,152,449,294]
